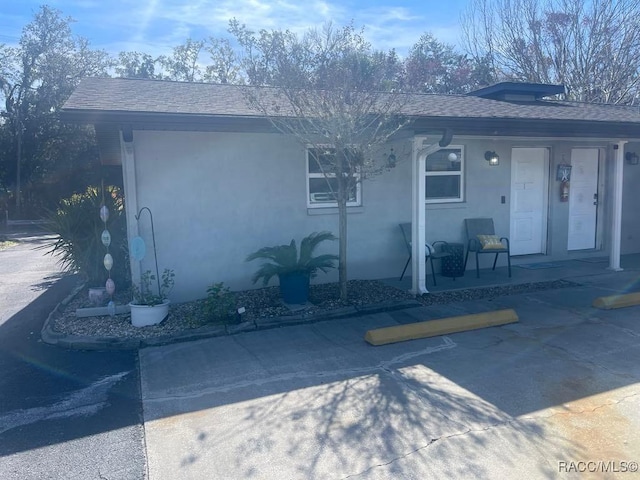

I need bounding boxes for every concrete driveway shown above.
[140,272,640,479]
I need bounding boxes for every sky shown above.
[0,0,470,58]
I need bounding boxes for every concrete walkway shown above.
[139,267,640,479]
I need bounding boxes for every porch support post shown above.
[120,128,141,284]
[411,138,443,295]
[609,141,626,271]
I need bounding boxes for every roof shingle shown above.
[62,77,640,125]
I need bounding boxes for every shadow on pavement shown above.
[0,268,141,459]
[2,226,639,477]
[138,277,640,478]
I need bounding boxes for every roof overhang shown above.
[412,116,640,139]
[60,109,278,133]
[61,108,640,141]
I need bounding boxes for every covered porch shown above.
[404,133,635,296]
[384,253,640,294]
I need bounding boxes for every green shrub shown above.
[44,185,130,287]
[131,269,175,306]
[204,282,236,323]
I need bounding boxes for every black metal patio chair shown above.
[463,218,511,278]
[399,222,451,286]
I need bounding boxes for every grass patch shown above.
[0,237,19,250]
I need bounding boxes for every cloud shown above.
[17,0,466,58]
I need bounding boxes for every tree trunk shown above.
[337,193,348,302]
[336,152,348,302]
[15,121,22,217]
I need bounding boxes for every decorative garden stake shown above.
[129,207,173,327]
[100,188,116,317]
[134,207,161,295]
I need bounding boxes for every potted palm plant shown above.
[246,231,338,304]
[129,269,175,327]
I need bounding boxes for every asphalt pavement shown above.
[3,227,640,479]
[0,228,146,480]
[139,269,640,479]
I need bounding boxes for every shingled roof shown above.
[62,77,640,138]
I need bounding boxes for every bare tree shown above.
[462,0,640,104]
[404,32,494,94]
[231,22,409,301]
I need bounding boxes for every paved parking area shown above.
[140,273,640,479]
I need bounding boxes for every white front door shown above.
[568,148,599,250]
[510,148,548,255]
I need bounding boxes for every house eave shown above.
[60,108,640,140]
[60,109,278,133]
[411,117,640,139]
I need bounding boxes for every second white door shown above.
[567,148,599,251]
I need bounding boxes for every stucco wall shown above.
[130,130,414,301]
[126,130,637,302]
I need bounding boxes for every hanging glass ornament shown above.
[100,205,109,223]
[104,253,113,271]
[105,278,115,295]
[100,194,116,313]
[101,229,112,247]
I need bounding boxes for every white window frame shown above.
[306,146,362,208]
[425,145,465,204]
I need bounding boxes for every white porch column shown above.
[411,138,443,295]
[609,141,626,271]
[120,129,141,284]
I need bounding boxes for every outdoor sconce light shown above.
[387,148,397,168]
[485,151,500,166]
[626,152,639,165]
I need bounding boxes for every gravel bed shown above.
[417,279,578,305]
[49,279,579,341]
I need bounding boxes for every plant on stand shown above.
[129,269,175,327]
[246,231,338,304]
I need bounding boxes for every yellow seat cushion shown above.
[477,234,504,249]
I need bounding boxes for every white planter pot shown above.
[129,299,170,327]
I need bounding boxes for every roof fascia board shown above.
[412,117,640,139]
[61,109,640,139]
[61,110,278,133]
[448,134,640,143]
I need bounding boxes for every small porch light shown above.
[626,152,639,165]
[484,151,500,166]
[387,148,397,168]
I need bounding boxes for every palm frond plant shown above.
[43,185,130,288]
[246,231,338,304]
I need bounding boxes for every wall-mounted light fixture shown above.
[626,152,639,165]
[387,148,397,168]
[484,151,499,166]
